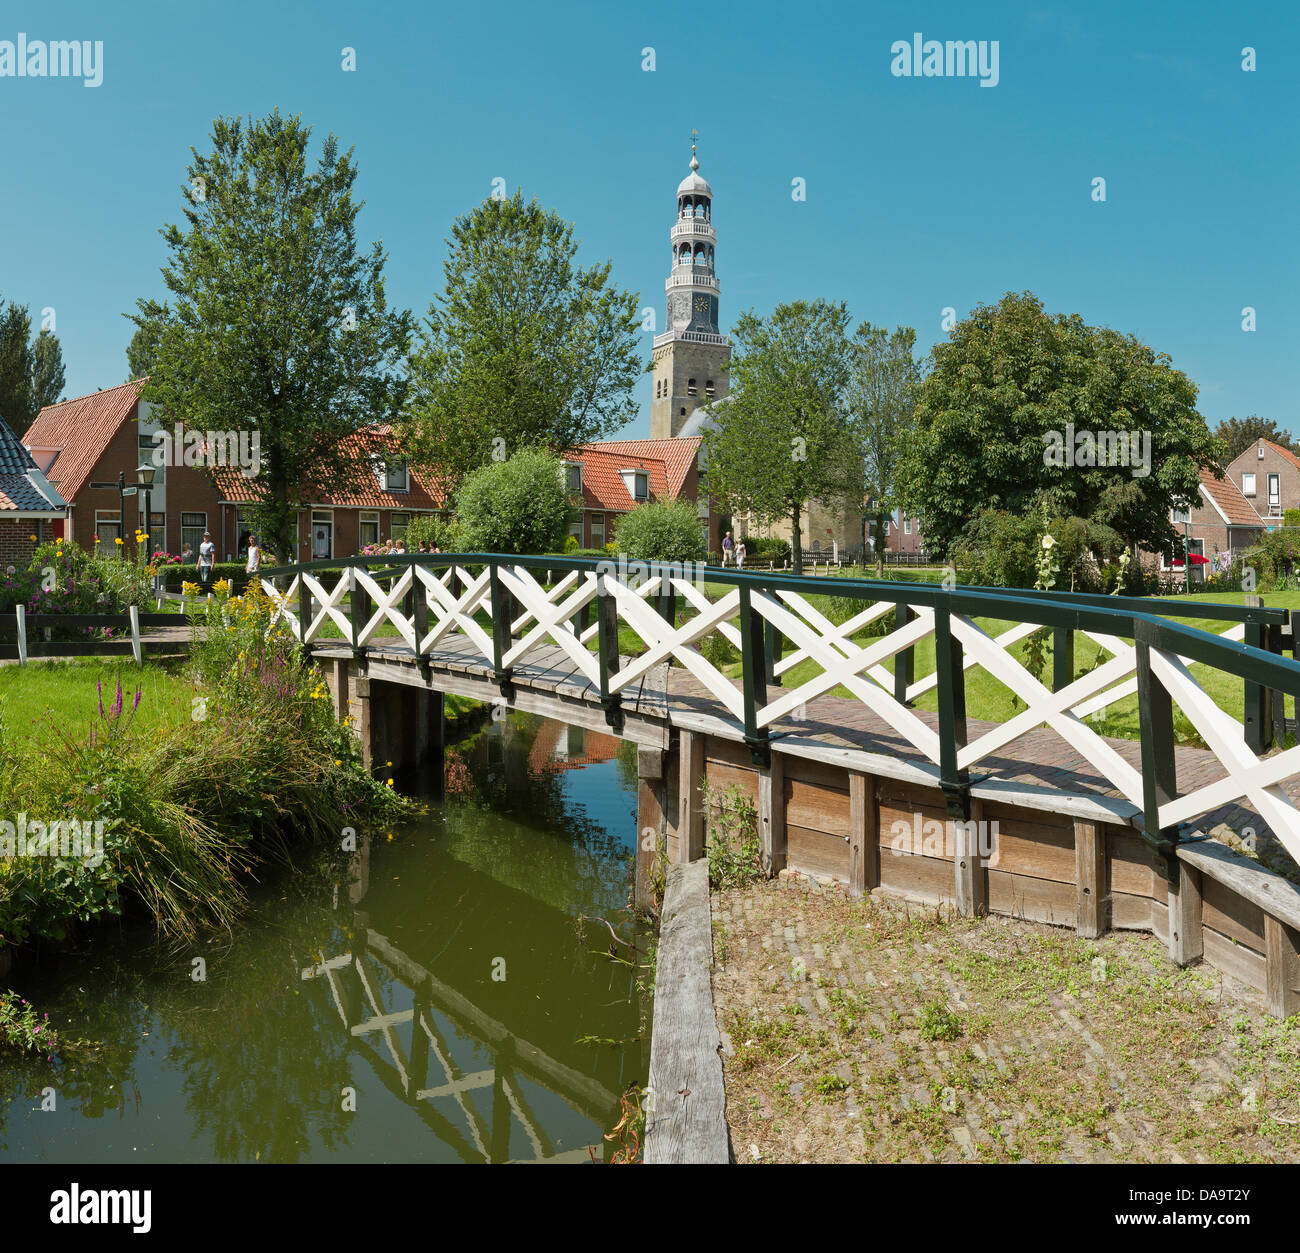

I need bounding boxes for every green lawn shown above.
[0,658,195,742]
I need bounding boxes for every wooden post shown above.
[676,729,705,863]
[352,673,373,769]
[954,797,987,917]
[934,607,970,822]
[332,656,350,722]
[129,605,142,667]
[1052,627,1074,692]
[894,603,914,706]
[636,748,667,909]
[1073,819,1108,939]
[1136,635,1179,882]
[1264,915,1300,1019]
[738,586,768,762]
[1244,599,1273,753]
[15,606,25,668]
[847,770,878,898]
[413,688,444,773]
[757,750,786,877]
[1167,859,1203,967]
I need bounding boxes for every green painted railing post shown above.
[657,566,676,627]
[894,602,915,706]
[763,619,780,687]
[739,585,770,765]
[350,567,370,661]
[933,606,970,822]
[1052,627,1074,692]
[596,568,623,730]
[490,562,513,698]
[297,574,311,646]
[1244,599,1274,753]
[1135,632,1180,884]
[413,560,429,672]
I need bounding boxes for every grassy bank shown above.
[0,583,415,971]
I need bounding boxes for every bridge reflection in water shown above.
[300,714,639,1164]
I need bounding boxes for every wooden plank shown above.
[757,752,786,876]
[703,737,754,769]
[1112,892,1152,931]
[704,760,760,805]
[986,820,1076,883]
[1177,837,1300,934]
[1168,862,1204,967]
[1201,874,1266,955]
[986,869,1076,928]
[847,771,878,899]
[1264,916,1300,1017]
[637,749,667,911]
[1151,896,1169,944]
[785,777,850,838]
[645,861,730,1165]
[677,729,706,864]
[786,824,848,880]
[878,802,953,862]
[1107,829,1158,899]
[1074,820,1107,939]
[877,851,954,905]
[782,753,854,793]
[1202,927,1267,993]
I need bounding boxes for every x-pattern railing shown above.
[260,554,1300,882]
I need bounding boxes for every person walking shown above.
[721,530,734,566]
[245,533,261,585]
[736,537,747,569]
[197,531,215,591]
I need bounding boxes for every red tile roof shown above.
[578,436,700,497]
[569,446,671,512]
[1262,439,1300,479]
[23,378,144,500]
[215,425,450,509]
[1199,466,1265,527]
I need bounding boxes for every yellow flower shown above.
[115,537,124,545]
[28,535,35,542]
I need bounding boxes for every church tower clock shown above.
[649,137,731,439]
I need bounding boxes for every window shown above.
[634,472,648,501]
[384,460,409,492]
[565,463,583,493]
[142,512,165,553]
[359,511,380,548]
[390,511,410,540]
[181,512,206,556]
[1268,474,1281,512]
[590,514,605,547]
[139,431,164,485]
[687,378,697,396]
[568,519,583,543]
[94,512,120,555]
[903,518,912,535]
[1171,507,1190,524]
[705,379,715,396]
[1242,473,1256,496]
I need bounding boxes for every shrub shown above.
[0,992,59,1058]
[702,781,764,889]
[613,498,707,565]
[743,536,791,564]
[402,514,466,552]
[1285,509,1300,528]
[455,448,572,555]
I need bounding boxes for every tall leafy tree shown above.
[131,110,413,562]
[899,291,1220,556]
[1212,414,1296,462]
[125,310,167,381]
[29,328,65,413]
[848,321,924,575]
[700,299,857,569]
[0,297,33,435]
[398,190,642,489]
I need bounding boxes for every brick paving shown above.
[713,873,1300,1164]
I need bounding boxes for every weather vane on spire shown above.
[690,128,699,169]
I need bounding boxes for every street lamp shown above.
[136,464,157,559]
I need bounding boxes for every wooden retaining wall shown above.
[646,729,1300,1020]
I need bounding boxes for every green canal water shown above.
[0,713,650,1163]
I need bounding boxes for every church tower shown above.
[649,138,731,439]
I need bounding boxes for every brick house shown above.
[0,415,69,565]
[565,436,716,550]
[25,383,449,563]
[1166,466,1264,581]
[214,424,449,562]
[1224,437,1300,527]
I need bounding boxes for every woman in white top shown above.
[246,535,261,574]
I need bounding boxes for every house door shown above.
[312,520,332,559]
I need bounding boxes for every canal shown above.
[0,712,650,1163]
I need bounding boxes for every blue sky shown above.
[1,0,1295,437]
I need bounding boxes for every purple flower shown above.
[111,678,122,719]
[97,680,104,719]
[132,687,142,713]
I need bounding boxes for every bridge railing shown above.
[256,554,1300,880]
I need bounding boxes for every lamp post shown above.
[136,464,157,560]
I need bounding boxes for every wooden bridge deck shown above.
[313,635,1295,867]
